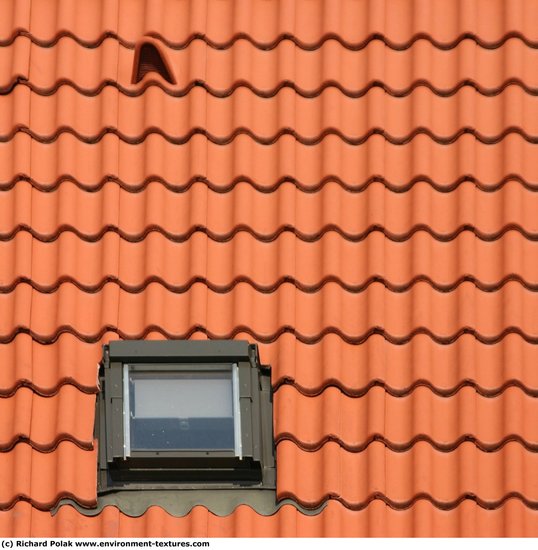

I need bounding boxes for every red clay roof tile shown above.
[0,442,97,510]
[0,386,94,451]
[1,0,538,537]
[3,499,538,537]
[276,440,538,509]
[6,380,536,458]
[2,332,538,399]
[274,385,538,451]
[4,231,538,294]
[2,136,538,192]
[2,181,538,241]
[0,333,100,396]
[263,333,538,397]
[3,38,538,96]
[2,281,538,343]
[6,0,537,49]
[4,87,538,144]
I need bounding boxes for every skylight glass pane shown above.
[127,369,235,452]
[134,377,233,418]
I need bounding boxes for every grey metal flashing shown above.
[108,340,251,363]
[53,493,326,518]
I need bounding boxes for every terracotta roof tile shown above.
[1,0,538,537]
[0,386,94,450]
[262,333,538,397]
[5,379,536,459]
[3,230,538,294]
[8,498,538,537]
[2,280,538,344]
[4,87,538,143]
[276,440,538,509]
[2,332,537,399]
[5,0,537,48]
[2,38,538,97]
[2,136,538,192]
[2,181,538,241]
[274,385,538,451]
[0,442,97,510]
[3,499,538,537]
[0,333,100,396]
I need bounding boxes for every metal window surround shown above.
[96,340,275,493]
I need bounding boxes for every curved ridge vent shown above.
[132,42,175,84]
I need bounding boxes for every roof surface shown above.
[1,0,538,537]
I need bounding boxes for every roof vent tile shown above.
[132,41,175,85]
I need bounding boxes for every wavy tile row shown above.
[0,442,97,510]
[3,36,538,96]
[1,135,537,189]
[2,383,538,452]
[2,499,538,537]
[3,87,538,143]
[0,386,94,451]
[3,439,538,511]
[277,440,538,509]
[2,0,538,48]
[2,332,538,398]
[2,181,538,241]
[2,281,538,343]
[3,231,538,292]
[274,385,538,451]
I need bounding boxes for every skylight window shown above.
[124,366,240,454]
[96,340,275,492]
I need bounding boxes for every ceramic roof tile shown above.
[3,499,538,537]
[0,333,100,396]
[0,442,96,510]
[2,280,538,343]
[276,440,538,509]
[2,38,538,96]
[2,135,538,192]
[2,181,538,240]
[4,87,538,143]
[6,380,535,457]
[0,386,95,451]
[274,385,538,451]
[2,332,537,399]
[1,0,538,538]
[6,0,538,48]
[3,230,538,293]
